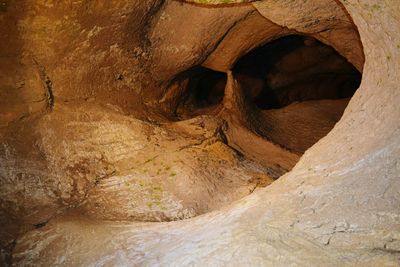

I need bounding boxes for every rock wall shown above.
[1,0,399,265]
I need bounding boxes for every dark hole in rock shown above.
[234,35,361,110]
[232,35,362,153]
[175,67,226,118]
[172,35,362,156]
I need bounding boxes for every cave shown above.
[1,0,399,266]
[234,35,362,154]
[175,67,226,118]
[234,35,361,110]
[177,35,362,154]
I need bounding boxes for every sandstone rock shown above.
[1,0,399,266]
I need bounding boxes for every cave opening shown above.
[153,33,364,221]
[174,35,362,154]
[234,35,362,110]
[233,35,362,153]
[175,67,226,118]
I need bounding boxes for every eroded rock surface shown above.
[1,0,399,266]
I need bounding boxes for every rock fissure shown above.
[33,59,54,111]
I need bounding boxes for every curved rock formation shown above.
[0,0,399,266]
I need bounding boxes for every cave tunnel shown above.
[234,35,361,110]
[175,67,227,118]
[5,0,400,265]
[177,35,362,155]
[234,35,362,154]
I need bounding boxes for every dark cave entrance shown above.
[176,35,361,118]
[174,35,361,154]
[232,35,362,153]
[185,68,226,110]
[175,68,226,118]
[234,35,361,110]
